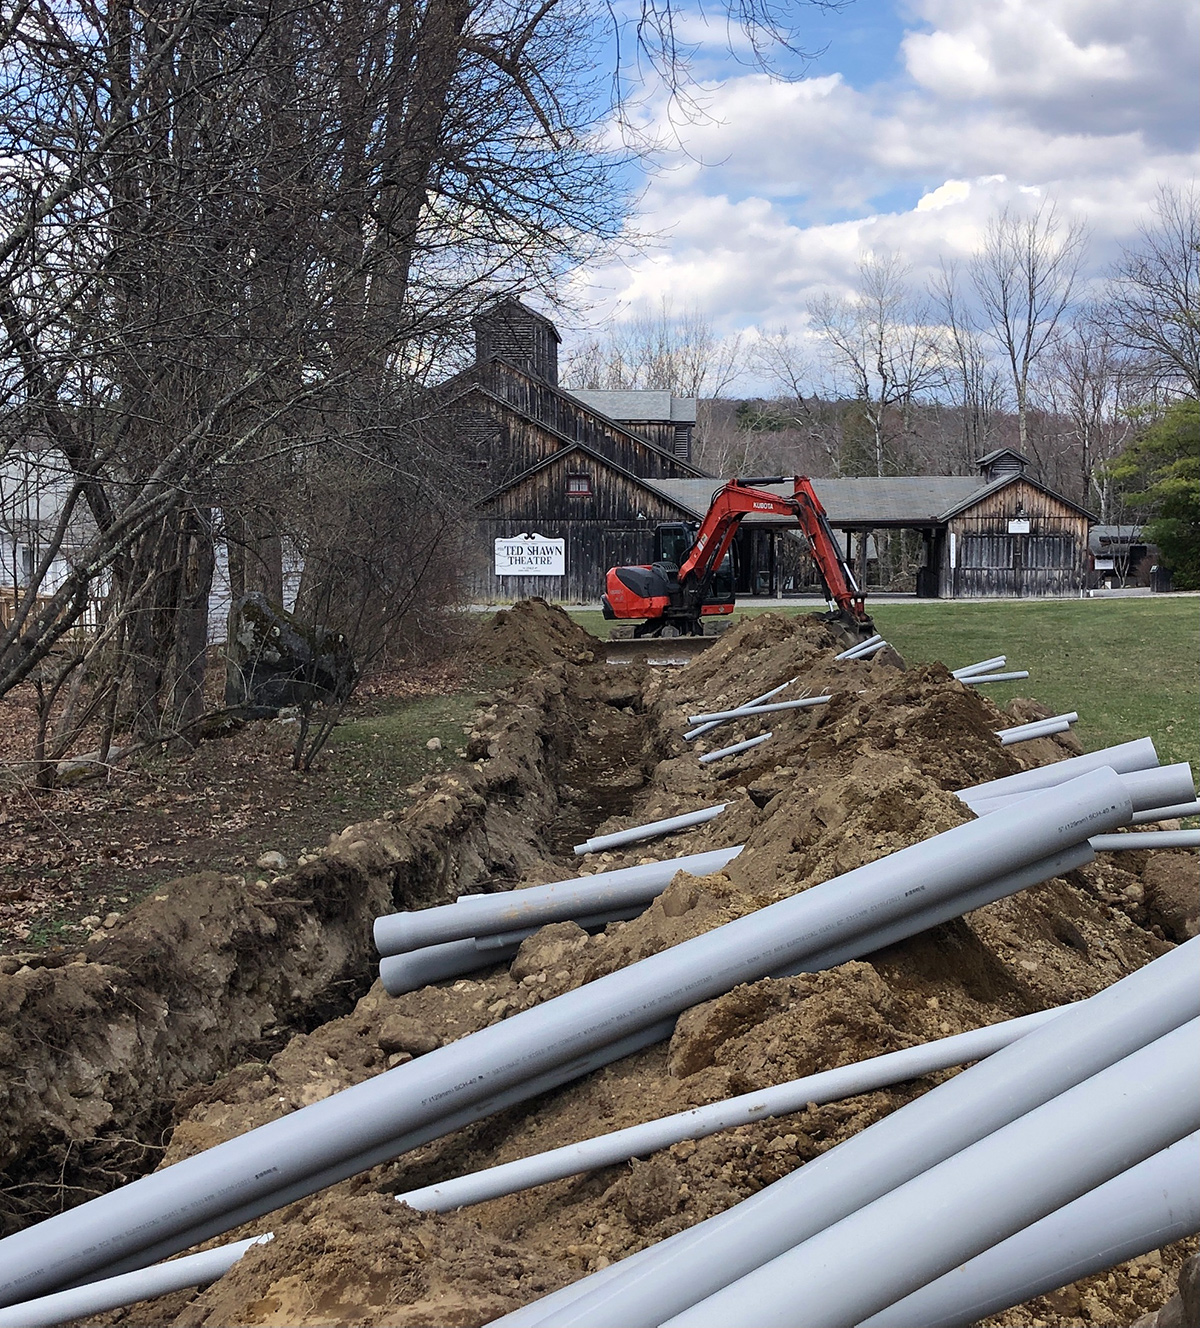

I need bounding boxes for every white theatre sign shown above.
[494,533,566,577]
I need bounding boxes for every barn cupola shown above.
[472,298,561,385]
[976,447,1030,483]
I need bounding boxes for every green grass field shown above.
[568,598,1199,771]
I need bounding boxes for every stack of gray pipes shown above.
[488,939,1200,1328]
[374,846,743,995]
[0,742,1193,1313]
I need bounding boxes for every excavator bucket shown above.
[603,628,723,667]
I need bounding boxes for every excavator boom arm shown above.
[679,478,867,623]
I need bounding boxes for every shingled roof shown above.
[640,476,994,526]
[562,389,697,424]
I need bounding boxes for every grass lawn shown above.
[566,598,1199,771]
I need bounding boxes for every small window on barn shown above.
[566,473,592,496]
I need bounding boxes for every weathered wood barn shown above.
[441,300,706,602]
[446,300,1095,602]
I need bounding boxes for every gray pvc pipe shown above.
[98,1078,1200,1328]
[0,769,1144,1304]
[834,634,882,660]
[1118,770,1200,817]
[776,841,1096,977]
[698,733,773,765]
[0,1235,272,1328]
[833,632,881,658]
[395,849,1088,1221]
[99,846,1087,1288]
[687,696,832,724]
[400,845,1092,1214]
[951,656,1006,678]
[995,712,1078,740]
[395,1008,1068,1214]
[374,849,744,957]
[99,1080,1200,1328]
[969,762,1195,820]
[1090,829,1200,851]
[83,848,1087,1292]
[860,1131,1200,1328]
[86,1015,680,1286]
[1132,798,1200,824]
[381,938,524,993]
[666,1019,1200,1328]
[378,906,646,996]
[957,737,1159,804]
[574,805,726,855]
[684,679,797,741]
[489,935,1200,1328]
[998,720,1071,745]
[963,670,1030,684]
[992,711,1077,743]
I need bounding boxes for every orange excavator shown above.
[602,476,872,638]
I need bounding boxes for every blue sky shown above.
[559,0,1199,382]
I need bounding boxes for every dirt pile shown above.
[644,611,1083,796]
[472,599,598,672]
[0,607,647,1239]
[7,604,1192,1327]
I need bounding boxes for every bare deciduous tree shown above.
[563,299,744,398]
[0,0,624,752]
[810,252,941,477]
[1035,312,1138,515]
[930,261,1007,470]
[751,327,850,475]
[1106,182,1200,398]
[0,0,829,776]
[969,201,1089,450]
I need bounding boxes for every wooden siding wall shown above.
[480,363,698,479]
[453,395,556,488]
[471,456,683,602]
[941,481,1089,598]
[623,420,692,460]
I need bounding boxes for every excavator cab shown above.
[655,523,735,616]
[601,523,736,636]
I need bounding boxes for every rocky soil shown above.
[0,600,1194,1327]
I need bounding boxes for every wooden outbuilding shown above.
[938,451,1094,597]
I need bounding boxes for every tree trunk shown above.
[169,509,215,744]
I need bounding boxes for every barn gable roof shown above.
[641,475,980,525]
[976,447,1029,468]
[443,360,708,479]
[563,388,697,424]
[475,440,699,517]
[937,473,1096,522]
[471,297,561,342]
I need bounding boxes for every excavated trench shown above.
[0,601,1195,1327]
[0,607,661,1242]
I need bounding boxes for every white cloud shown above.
[564,0,1198,386]
[902,0,1198,146]
[916,180,971,211]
